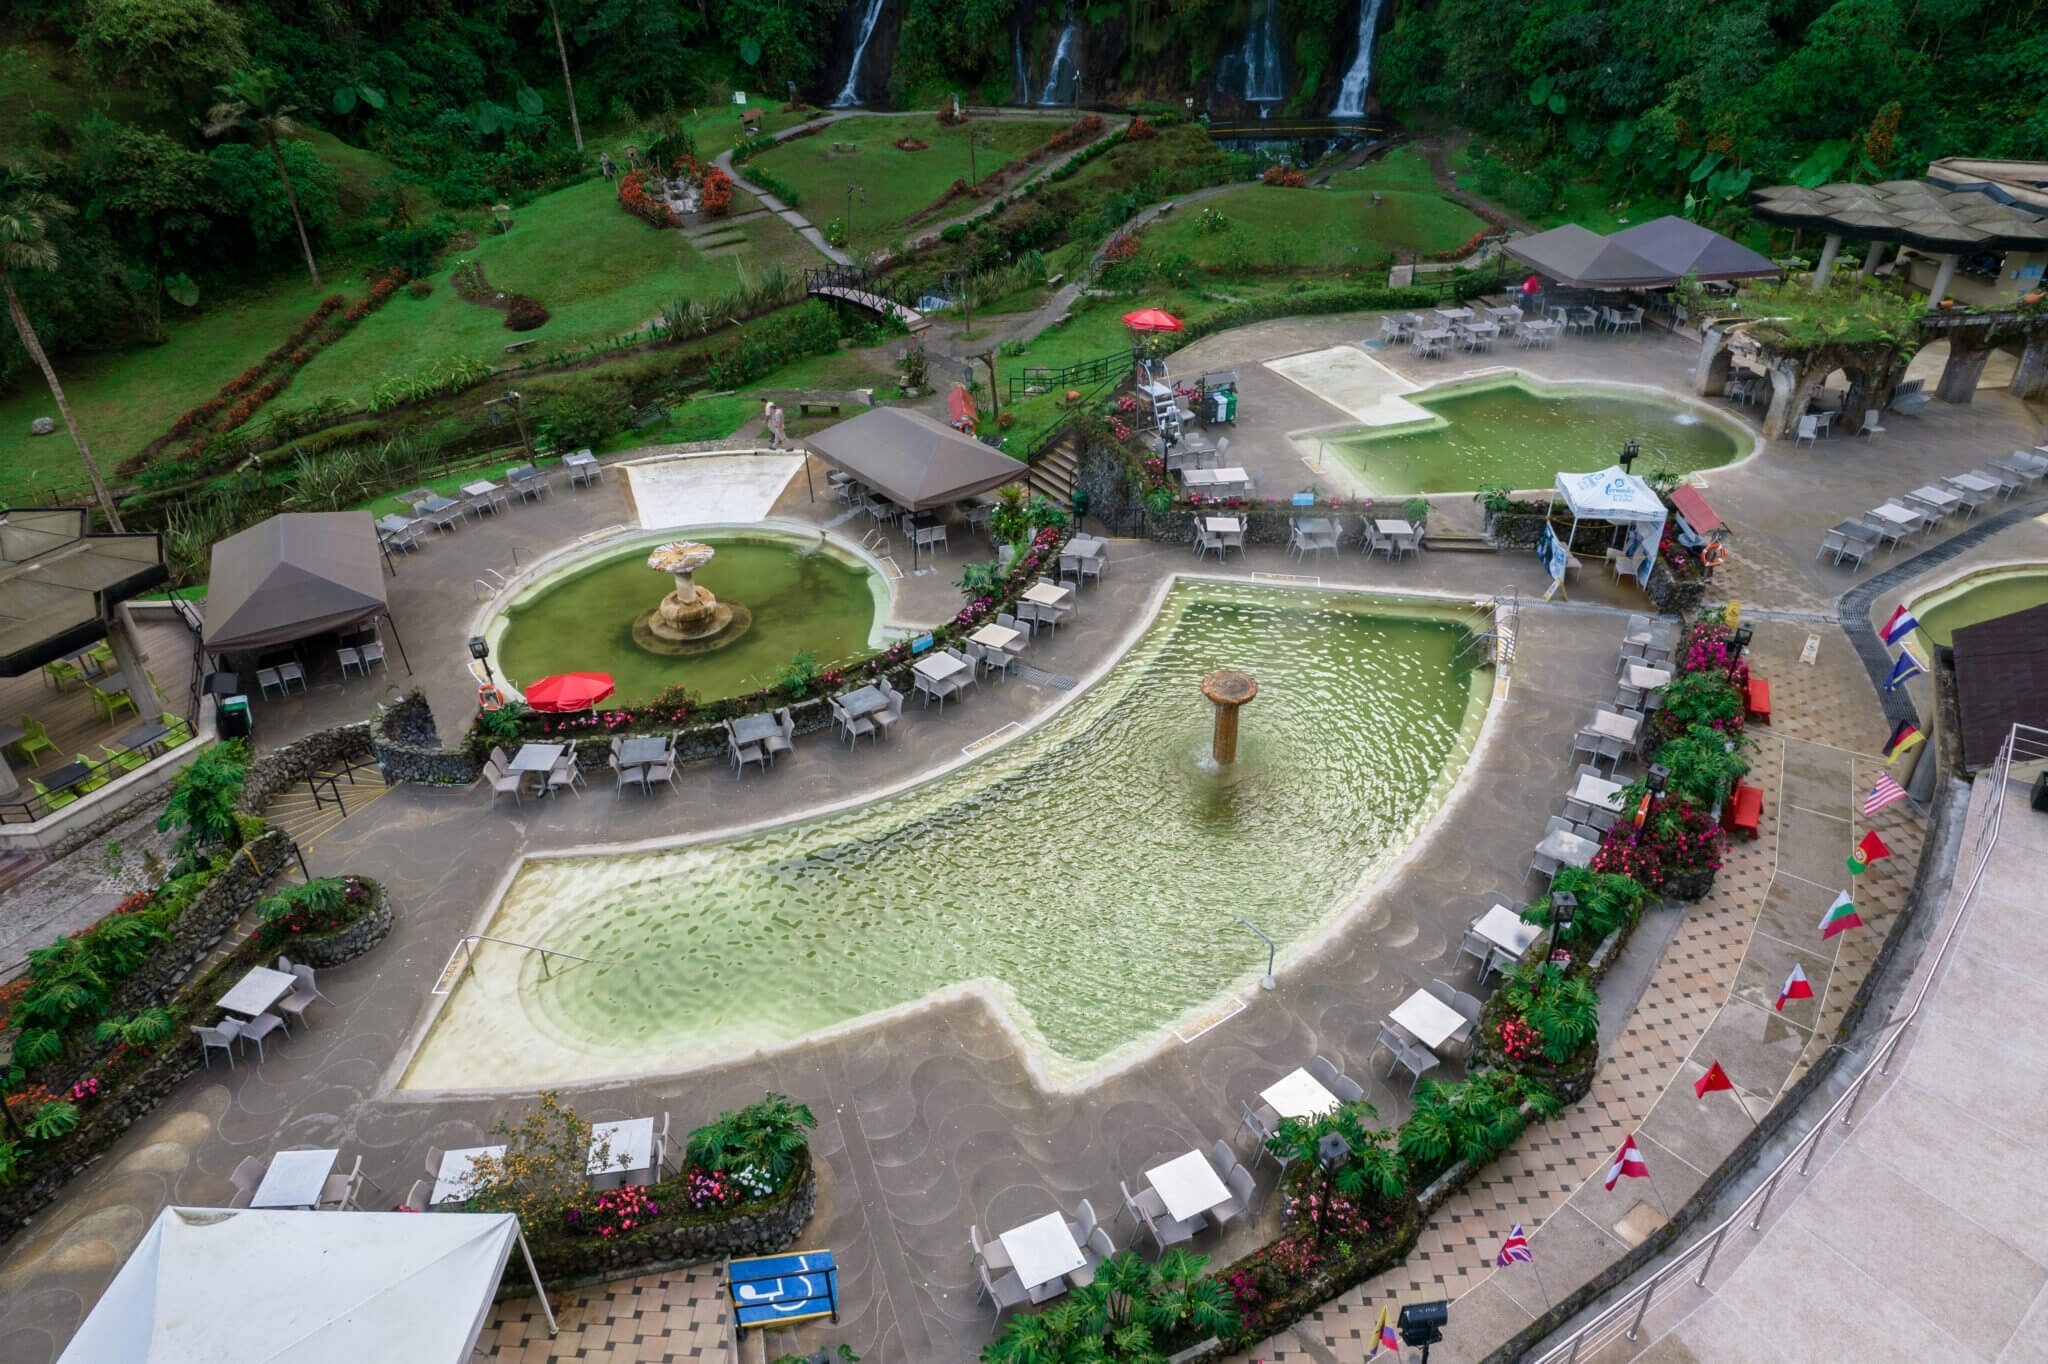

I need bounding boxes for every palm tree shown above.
[0,167,123,530]
[203,68,320,288]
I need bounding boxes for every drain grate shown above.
[1012,665,1077,689]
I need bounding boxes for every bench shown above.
[503,338,538,353]
[797,399,842,417]
[831,141,857,153]
[1724,780,1763,839]
[1744,675,1772,725]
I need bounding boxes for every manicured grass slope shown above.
[292,178,814,408]
[744,114,1072,252]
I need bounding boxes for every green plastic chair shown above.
[163,715,194,747]
[14,714,59,765]
[100,740,147,773]
[42,659,81,691]
[88,684,137,723]
[73,754,110,793]
[30,778,78,811]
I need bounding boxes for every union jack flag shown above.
[1496,1224,1533,1267]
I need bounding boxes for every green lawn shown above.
[594,394,758,452]
[291,177,815,409]
[744,114,1075,253]
[0,278,339,504]
[1143,173,1484,275]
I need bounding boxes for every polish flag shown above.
[1605,1132,1650,1191]
[1776,963,1815,1012]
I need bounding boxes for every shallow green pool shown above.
[1318,380,1744,495]
[1913,567,2048,646]
[408,582,1490,1088]
[493,533,884,704]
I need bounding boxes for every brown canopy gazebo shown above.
[802,406,1025,510]
[203,512,410,670]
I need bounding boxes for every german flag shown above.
[1881,719,1924,763]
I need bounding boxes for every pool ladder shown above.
[433,933,609,994]
[860,528,903,580]
[1456,586,1517,666]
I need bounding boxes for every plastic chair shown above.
[971,1223,1013,1272]
[193,1020,243,1069]
[238,1012,287,1060]
[228,1154,265,1207]
[12,714,58,764]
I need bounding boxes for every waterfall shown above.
[1012,24,1031,105]
[1233,0,1284,113]
[1331,0,1387,117]
[833,0,888,107]
[1037,21,1080,105]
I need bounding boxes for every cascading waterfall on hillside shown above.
[833,0,888,107]
[1011,24,1031,104]
[1226,0,1284,114]
[1038,19,1081,105]
[1332,0,1387,116]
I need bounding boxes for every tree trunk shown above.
[549,1,584,152]
[3,269,124,531]
[267,129,322,288]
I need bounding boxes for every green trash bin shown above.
[1215,389,1238,424]
[218,694,253,740]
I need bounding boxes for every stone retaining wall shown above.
[372,691,481,785]
[279,881,394,969]
[238,723,374,814]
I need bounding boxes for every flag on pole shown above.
[1694,1060,1734,1098]
[1847,828,1893,874]
[1497,1224,1533,1266]
[1882,651,1925,692]
[1862,773,1908,815]
[1820,890,1864,939]
[1776,963,1815,1011]
[1605,1133,1651,1191]
[1370,1307,1401,1357]
[1879,605,1920,646]
[1881,719,1925,763]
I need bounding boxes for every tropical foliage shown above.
[156,739,253,856]
[984,1248,1236,1364]
[1520,866,1653,948]
[683,1092,816,1184]
[1491,960,1601,1065]
[1396,1070,1560,1177]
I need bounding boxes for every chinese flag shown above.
[1694,1061,1734,1099]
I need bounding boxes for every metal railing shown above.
[1009,349,1131,400]
[432,933,604,994]
[1533,721,2048,1362]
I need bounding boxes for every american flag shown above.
[1496,1224,1533,1266]
[1862,773,1908,815]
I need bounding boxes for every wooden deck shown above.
[1,617,200,791]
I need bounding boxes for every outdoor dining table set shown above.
[1359,516,1424,559]
[1817,449,2043,569]
[192,959,331,1071]
[229,1146,370,1212]
[1058,535,1109,585]
[382,458,576,550]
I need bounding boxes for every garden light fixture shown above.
[1548,892,1577,961]
[1317,1132,1351,1172]
[469,635,494,684]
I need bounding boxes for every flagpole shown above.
[1528,1256,1551,1310]
[1731,1086,1761,1131]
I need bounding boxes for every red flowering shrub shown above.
[504,295,551,331]
[617,169,678,228]
[1101,230,1142,263]
[894,135,930,152]
[1261,165,1308,187]
[699,167,733,217]
[1592,800,1723,888]
[1432,228,1490,261]
[1041,113,1105,156]
[1125,116,1157,141]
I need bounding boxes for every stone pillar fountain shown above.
[1201,669,1259,766]
[631,541,752,656]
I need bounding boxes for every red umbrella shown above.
[523,672,616,712]
[1121,308,1184,333]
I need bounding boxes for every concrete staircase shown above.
[0,849,47,898]
[1025,428,1082,504]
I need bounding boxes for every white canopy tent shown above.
[1548,466,1669,593]
[59,1207,555,1363]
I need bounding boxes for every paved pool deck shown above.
[1,308,2042,1363]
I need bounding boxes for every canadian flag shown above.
[1605,1132,1651,1191]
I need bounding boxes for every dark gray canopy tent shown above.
[0,508,167,676]
[1605,215,1782,282]
[802,407,1024,510]
[1952,603,2048,771]
[1500,223,1676,289]
[203,512,410,669]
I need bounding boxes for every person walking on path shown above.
[599,151,617,181]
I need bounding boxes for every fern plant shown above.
[94,1007,177,1049]
[1266,1100,1407,1201]
[1496,961,1601,1064]
[685,1093,815,1183]
[1522,866,1653,946]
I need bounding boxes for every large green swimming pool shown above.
[491,531,888,704]
[407,581,1491,1089]
[1312,379,1746,495]
[1913,566,2048,646]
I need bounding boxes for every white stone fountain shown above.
[630,541,752,656]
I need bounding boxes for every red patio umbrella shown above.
[523,671,616,712]
[1121,308,1184,332]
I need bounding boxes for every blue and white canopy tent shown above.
[1543,466,1669,597]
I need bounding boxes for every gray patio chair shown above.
[978,1262,1031,1325]
[1237,1099,1280,1164]
[764,708,795,763]
[832,697,877,746]
[1067,1226,1115,1288]
[399,1178,433,1212]
[945,646,982,689]
[1390,1037,1440,1096]
[1456,922,1495,976]
[546,753,585,798]
[319,1154,366,1210]
[1211,1165,1256,1228]
[726,723,766,777]
[1428,979,1482,1048]
[642,753,680,792]
[648,1111,672,1180]
[1066,1198,1099,1247]
[257,667,284,699]
[872,684,904,740]
[423,1146,445,1180]
[193,1019,243,1069]
[1193,523,1224,560]
[971,1224,1013,1272]
[974,641,1016,683]
[275,978,321,1030]
[1794,415,1819,445]
[337,647,363,679]
[1977,465,2022,498]
[229,1154,265,1207]
[1331,1072,1367,1104]
[1211,1139,1243,1182]
[481,759,523,809]
[429,502,466,533]
[608,754,646,798]
[1308,1055,1344,1092]
[1938,479,1986,518]
[238,1012,287,1061]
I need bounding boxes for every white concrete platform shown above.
[1263,345,1433,429]
[619,451,804,528]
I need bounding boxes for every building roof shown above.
[1923,158,2048,219]
[803,406,1024,511]
[202,512,388,652]
[1501,224,1676,290]
[1749,179,2048,253]
[1604,216,1783,282]
[1668,484,1726,535]
[1951,602,2048,770]
[0,508,168,677]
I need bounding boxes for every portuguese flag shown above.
[1820,890,1863,940]
[1847,829,1892,875]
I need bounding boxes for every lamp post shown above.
[968,128,995,187]
[1645,762,1669,821]
[1620,437,1641,473]
[1728,624,1754,676]
[843,182,865,253]
[469,635,494,685]
[1547,892,1577,962]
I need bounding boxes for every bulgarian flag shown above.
[1775,963,1815,1011]
[1847,829,1893,875]
[1820,890,1863,940]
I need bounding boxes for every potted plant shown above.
[986,485,1028,565]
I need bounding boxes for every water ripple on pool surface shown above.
[405,583,1490,1089]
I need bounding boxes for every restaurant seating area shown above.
[375,454,599,559]
[1816,446,2044,570]
[191,958,331,1072]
